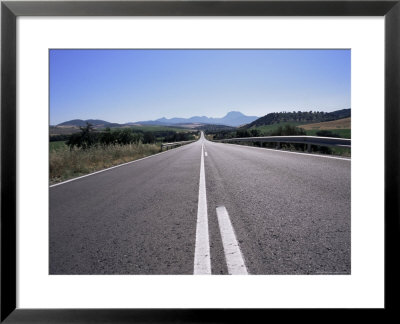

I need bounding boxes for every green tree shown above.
[143,131,155,144]
[250,129,261,137]
[100,127,114,146]
[236,129,251,138]
[66,122,97,149]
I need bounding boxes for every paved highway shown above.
[50,132,350,275]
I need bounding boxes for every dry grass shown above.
[299,117,351,130]
[50,143,161,184]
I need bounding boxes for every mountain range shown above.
[56,111,259,128]
[135,111,258,127]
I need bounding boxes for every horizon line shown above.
[51,107,351,126]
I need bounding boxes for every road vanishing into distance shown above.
[50,132,351,275]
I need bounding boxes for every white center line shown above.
[216,206,248,275]
[194,143,211,274]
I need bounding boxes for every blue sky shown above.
[50,49,350,125]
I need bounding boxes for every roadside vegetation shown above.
[305,128,351,139]
[50,123,198,184]
[206,123,351,157]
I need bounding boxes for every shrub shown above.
[316,130,341,138]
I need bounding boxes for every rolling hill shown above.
[57,119,122,128]
[245,109,351,128]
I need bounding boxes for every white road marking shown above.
[216,206,248,275]
[50,142,196,188]
[214,142,351,161]
[205,151,208,157]
[194,143,211,274]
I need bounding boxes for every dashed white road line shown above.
[205,151,208,157]
[216,206,248,275]
[194,143,211,275]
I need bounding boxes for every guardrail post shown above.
[276,142,281,149]
[307,143,312,153]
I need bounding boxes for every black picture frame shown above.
[1,0,399,322]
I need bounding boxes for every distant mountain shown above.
[214,111,259,127]
[125,120,166,126]
[135,111,259,127]
[56,109,350,130]
[245,109,351,128]
[57,119,122,128]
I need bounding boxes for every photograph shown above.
[49,49,351,275]
[3,0,398,320]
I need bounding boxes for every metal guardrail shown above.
[215,136,351,152]
[161,140,196,150]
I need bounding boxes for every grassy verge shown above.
[220,141,351,157]
[50,142,162,185]
[325,146,351,157]
[249,122,302,134]
[49,140,67,151]
[305,128,351,139]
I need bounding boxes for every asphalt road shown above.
[50,133,350,275]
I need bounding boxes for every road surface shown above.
[50,133,350,275]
